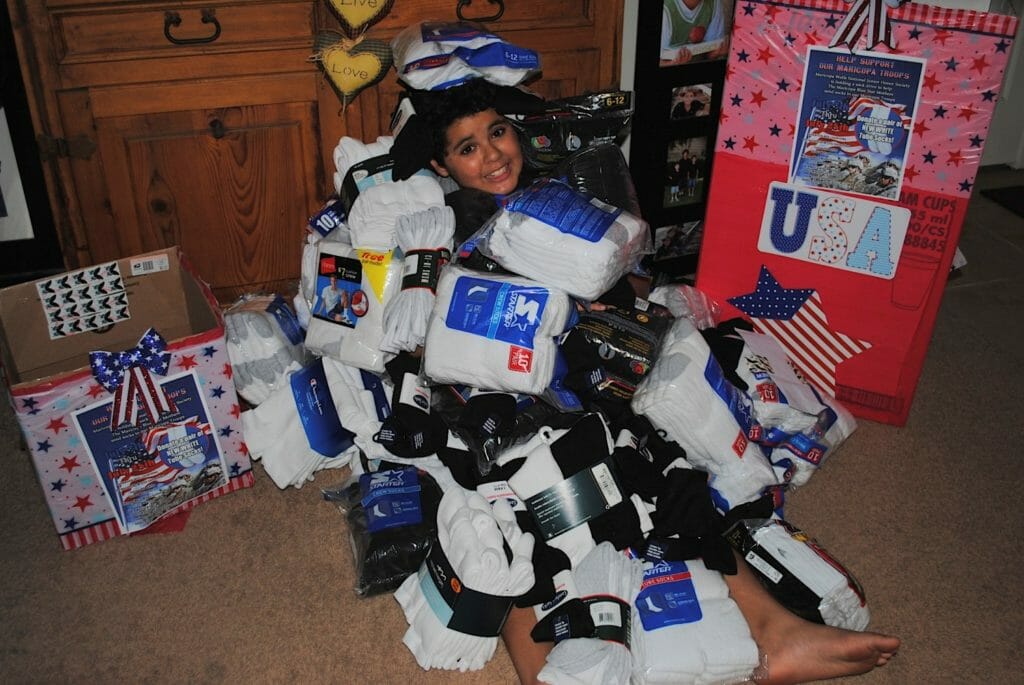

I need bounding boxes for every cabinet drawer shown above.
[53,2,313,64]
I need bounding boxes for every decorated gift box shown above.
[0,247,254,550]
[696,0,1018,425]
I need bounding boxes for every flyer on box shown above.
[73,371,228,534]
[790,47,925,201]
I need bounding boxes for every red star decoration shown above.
[904,166,919,182]
[73,495,93,512]
[750,90,768,107]
[726,64,735,79]
[922,72,941,92]
[933,30,953,46]
[87,384,107,399]
[223,363,233,379]
[914,120,931,136]
[804,30,820,45]
[947,149,965,167]
[757,47,774,64]
[60,456,80,473]
[719,109,730,124]
[971,55,990,75]
[177,354,199,371]
[788,123,796,137]
[230,404,241,419]
[958,105,978,122]
[47,417,67,434]
[239,442,250,457]
[743,135,760,152]
[763,4,781,21]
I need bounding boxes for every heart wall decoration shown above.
[326,0,396,39]
[313,32,393,109]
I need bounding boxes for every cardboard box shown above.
[0,247,254,550]
[695,0,1017,425]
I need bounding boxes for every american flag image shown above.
[109,454,181,503]
[801,96,911,158]
[728,267,872,396]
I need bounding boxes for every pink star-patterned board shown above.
[0,248,254,550]
[696,0,1017,425]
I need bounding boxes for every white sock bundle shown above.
[394,489,535,671]
[631,557,760,685]
[538,542,644,685]
[423,266,573,395]
[631,317,778,510]
[347,175,446,250]
[381,206,456,354]
[479,179,652,301]
[734,330,857,488]
[648,283,720,330]
[224,295,307,406]
[391,22,539,91]
[302,240,401,373]
[333,135,393,195]
[745,519,870,631]
[241,359,362,488]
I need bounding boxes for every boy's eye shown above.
[458,143,476,156]
[491,125,506,139]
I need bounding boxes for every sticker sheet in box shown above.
[696,0,1017,424]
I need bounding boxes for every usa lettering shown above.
[766,187,895,277]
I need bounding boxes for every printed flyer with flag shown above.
[695,0,1017,425]
[73,371,228,534]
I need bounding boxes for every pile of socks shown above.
[479,178,652,301]
[423,266,574,395]
[632,317,779,510]
[648,283,720,331]
[631,554,760,684]
[391,21,540,91]
[381,206,456,353]
[394,488,534,671]
[223,295,307,405]
[333,135,393,195]
[347,174,446,250]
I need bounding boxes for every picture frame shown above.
[629,0,733,276]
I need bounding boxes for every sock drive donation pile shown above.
[221,24,880,685]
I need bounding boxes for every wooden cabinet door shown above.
[72,99,322,301]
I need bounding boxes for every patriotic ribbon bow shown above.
[90,327,176,428]
[829,0,905,51]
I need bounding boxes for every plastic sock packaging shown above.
[347,174,446,250]
[391,21,540,91]
[724,517,870,631]
[380,205,455,354]
[223,294,307,406]
[536,542,644,685]
[394,488,535,671]
[630,551,759,685]
[333,135,393,196]
[423,266,574,395]
[302,240,401,373]
[473,178,652,301]
[631,316,779,511]
[648,283,720,331]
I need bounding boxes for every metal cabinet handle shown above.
[164,9,222,46]
[456,0,505,22]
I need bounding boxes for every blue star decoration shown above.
[202,345,217,358]
[728,267,815,320]
[996,39,1010,53]
[22,398,38,411]
[776,79,791,92]
[785,33,796,46]
[37,439,52,452]
[230,462,241,476]
[944,57,958,71]
[959,179,973,192]
[731,94,744,107]
[724,137,737,150]
[63,517,79,530]
[825,14,839,29]
[982,90,996,102]
[769,124,782,136]
[908,27,922,41]
[737,49,750,63]
[923,150,937,164]
[211,385,226,399]
[969,135,984,147]
[743,3,756,16]
[51,479,66,492]
[219,426,234,438]
[933,105,948,118]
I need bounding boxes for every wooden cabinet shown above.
[8,0,624,302]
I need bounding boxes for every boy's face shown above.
[431,108,523,196]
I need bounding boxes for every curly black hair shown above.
[407,79,500,163]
